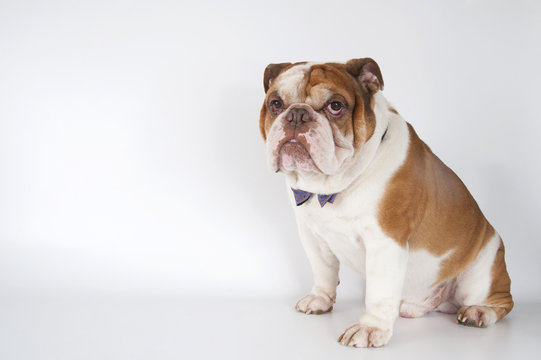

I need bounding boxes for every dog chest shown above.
[301,211,367,275]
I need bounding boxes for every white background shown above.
[1,0,541,358]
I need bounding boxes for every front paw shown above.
[295,294,334,315]
[338,323,392,348]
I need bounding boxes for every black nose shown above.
[286,107,311,126]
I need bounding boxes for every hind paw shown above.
[456,305,498,328]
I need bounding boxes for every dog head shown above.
[259,59,384,181]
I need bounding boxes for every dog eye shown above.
[270,100,283,109]
[269,99,284,115]
[327,101,343,115]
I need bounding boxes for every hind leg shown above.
[454,234,513,328]
[399,280,456,318]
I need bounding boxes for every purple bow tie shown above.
[292,188,338,207]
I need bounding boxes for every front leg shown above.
[295,222,340,315]
[339,232,408,347]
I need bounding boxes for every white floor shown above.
[0,295,539,360]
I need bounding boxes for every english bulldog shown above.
[259,58,513,347]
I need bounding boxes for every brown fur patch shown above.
[307,63,376,148]
[259,104,268,140]
[484,238,513,317]
[307,64,358,141]
[378,124,497,284]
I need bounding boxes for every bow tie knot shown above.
[292,188,338,208]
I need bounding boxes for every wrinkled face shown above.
[260,59,383,177]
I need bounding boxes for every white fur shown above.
[401,249,453,307]
[274,63,314,102]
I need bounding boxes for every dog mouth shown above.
[280,138,309,156]
[275,137,320,173]
[283,138,302,147]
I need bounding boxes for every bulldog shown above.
[259,58,513,347]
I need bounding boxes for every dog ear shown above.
[345,58,384,93]
[263,63,292,93]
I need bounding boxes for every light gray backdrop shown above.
[1,0,540,303]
